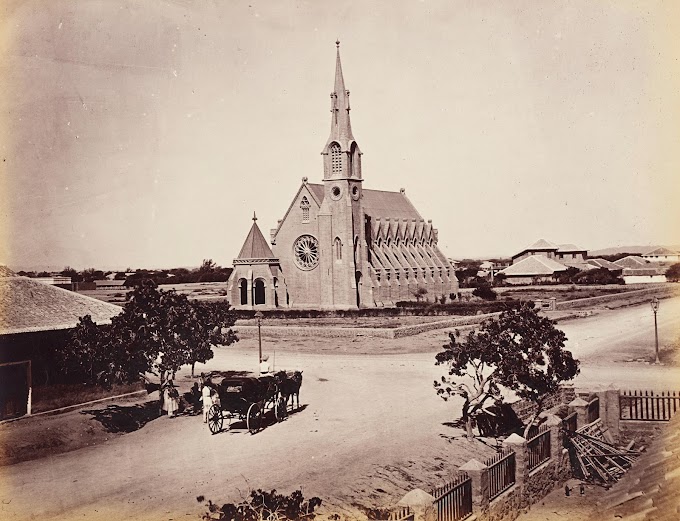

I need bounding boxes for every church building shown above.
[228,43,458,309]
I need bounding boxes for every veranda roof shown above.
[0,276,122,335]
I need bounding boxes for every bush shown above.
[200,489,321,521]
[472,284,497,301]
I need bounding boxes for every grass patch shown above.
[32,381,145,414]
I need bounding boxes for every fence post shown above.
[503,433,528,488]
[459,458,489,513]
[568,397,589,429]
[599,386,620,442]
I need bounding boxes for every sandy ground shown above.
[1,298,679,521]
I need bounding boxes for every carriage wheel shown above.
[246,403,262,434]
[208,405,223,435]
[275,396,287,422]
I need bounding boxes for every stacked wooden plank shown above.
[565,419,640,484]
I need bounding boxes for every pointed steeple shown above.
[322,41,362,181]
[326,40,355,149]
[236,212,275,260]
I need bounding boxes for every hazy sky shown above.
[1,0,679,270]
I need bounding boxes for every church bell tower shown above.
[317,41,367,308]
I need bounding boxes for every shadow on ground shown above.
[82,400,160,433]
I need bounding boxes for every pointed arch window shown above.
[330,142,342,176]
[300,196,310,223]
[334,237,342,261]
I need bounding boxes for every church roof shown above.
[305,184,422,221]
[499,255,568,276]
[236,215,275,260]
[363,189,422,220]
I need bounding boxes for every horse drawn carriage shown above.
[207,370,302,435]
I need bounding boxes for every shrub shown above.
[472,284,497,301]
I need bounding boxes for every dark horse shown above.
[275,371,303,411]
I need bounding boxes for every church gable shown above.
[271,181,323,245]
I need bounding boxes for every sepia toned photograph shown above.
[1,1,679,520]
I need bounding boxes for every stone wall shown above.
[234,313,500,339]
[556,285,678,310]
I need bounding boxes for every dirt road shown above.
[1,298,678,520]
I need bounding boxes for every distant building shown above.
[641,247,680,264]
[32,276,73,290]
[500,239,589,284]
[498,256,569,285]
[93,279,127,289]
[613,256,667,284]
[0,272,121,420]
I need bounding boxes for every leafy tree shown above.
[58,281,238,411]
[201,489,322,521]
[61,266,83,282]
[472,284,497,301]
[413,287,428,302]
[434,302,579,438]
[665,263,680,282]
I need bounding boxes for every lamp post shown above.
[651,297,660,364]
[254,310,264,364]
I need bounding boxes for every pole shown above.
[654,309,659,364]
[258,316,262,364]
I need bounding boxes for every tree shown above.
[472,284,497,301]
[413,287,428,302]
[665,263,680,282]
[434,302,579,439]
[58,281,239,411]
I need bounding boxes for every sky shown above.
[1,0,679,271]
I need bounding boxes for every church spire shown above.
[327,40,354,148]
[323,41,361,180]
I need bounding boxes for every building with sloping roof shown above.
[613,256,667,284]
[498,255,569,285]
[228,43,457,309]
[588,412,680,521]
[587,258,624,272]
[227,213,288,309]
[641,247,680,263]
[0,274,122,419]
[511,239,588,266]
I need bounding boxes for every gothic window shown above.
[300,196,310,223]
[330,142,342,175]
[293,235,320,270]
[239,279,248,305]
[254,279,266,305]
[334,237,342,260]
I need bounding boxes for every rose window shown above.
[293,235,320,270]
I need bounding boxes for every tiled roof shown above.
[362,189,422,220]
[0,277,122,335]
[590,413,680,521]
[557,243,586,253]
[643,247,679,256]
[614,256,649,269]
[588,258,624,271]
[0,266,16,277]
[622,268,665,277]
[305,184,422,220]
[499,255,568,276]
[307,183,325,204]
[527,239,559,250]
[236,219,276,260]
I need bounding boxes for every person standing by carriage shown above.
[259,354,271,375]
[201,379,213,423]
[163,380,180,418]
